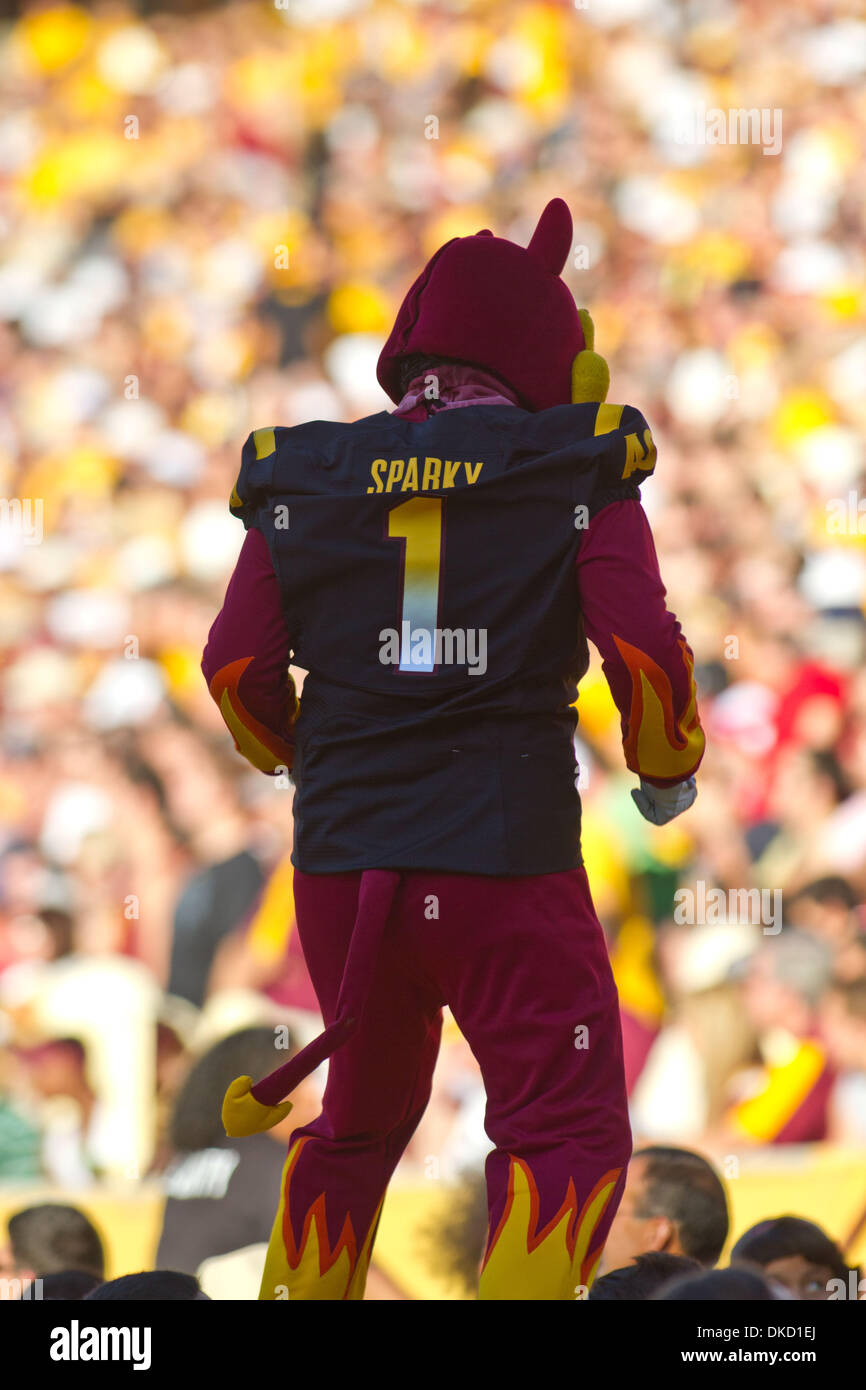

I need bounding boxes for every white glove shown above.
[631,776,697,826]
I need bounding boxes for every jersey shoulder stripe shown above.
[592,402,657,484]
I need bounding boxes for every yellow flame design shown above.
[478,1156,621,1301]
[259,1138,383,1301]
[615,634,705,781]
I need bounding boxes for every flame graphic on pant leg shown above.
[478,1156,623,1300]
[258,1137,383,1301]
[613,634,705,782]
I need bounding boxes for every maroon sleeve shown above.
[201,527,298,772]
[575,498,705,787]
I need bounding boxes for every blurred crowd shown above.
[0,0,865,1296]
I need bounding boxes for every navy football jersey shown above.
[230,401,656,875]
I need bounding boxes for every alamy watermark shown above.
[674,881,782,935]
[0,497,43,544]
[674,105,782,156]
[826,492,866,534]
[1,1276,43,1299]
[50,1321,151,1370]
[379,623,487,675]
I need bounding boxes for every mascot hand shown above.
[222,1075,293,1138]
[631,776,697,826]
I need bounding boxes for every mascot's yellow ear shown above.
[571,308,610,404]
[222,1075,293,1138]
[578,307,596,350]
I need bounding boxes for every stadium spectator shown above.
[821,977,866,1145]
[84,1270,210,1300]
[727,931,836,1144]
[589,1252,702,1301]
[789,877,866,981]
[654,1268,780,1301]
[155,1025,319,1276]
[1,1203,105,1298]
[730,1216,856,1301]
[600,1147,729,1275]
[419,1167,490,1299]
[161,737,268,1009]
[12,1038,97,1184]
[0,1095,42,1180]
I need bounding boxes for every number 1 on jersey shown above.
[388,497,443,672]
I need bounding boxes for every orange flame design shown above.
[613,634,705,782]
[259,1137,382,1300]
[479,1156,623,1300]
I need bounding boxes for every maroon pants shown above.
[258,866,631,1300]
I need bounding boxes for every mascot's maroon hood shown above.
[376,198,585,413]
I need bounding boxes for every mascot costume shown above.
[202,198,705,1300]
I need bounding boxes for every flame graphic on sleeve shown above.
[478,1156,623,1300]
[208,656,298,774]
[259,1137,383,1301]
[613,634,705,782]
